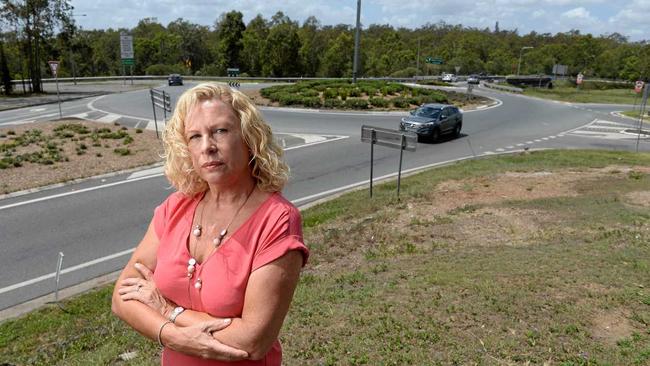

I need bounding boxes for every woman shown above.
[111,83,309,365]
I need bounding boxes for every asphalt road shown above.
[0,82,647,312]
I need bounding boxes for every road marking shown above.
[0,248,135,295]
[534,139,542,142]
[29,108,47,112]
[496,148,505,152]
[506,146,514,149]
[516,143,525,146]
[526,141,534,144]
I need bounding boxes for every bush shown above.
[323,98,344,109]
[145,63,185,76]
[338,88,349,100]
[345,98,369,109]
[300,90,319,97]
[391,97,411,108]
[369,97,389,108]
[302,97,322,108]
[277,93,303,106]
[349,88,361,97]
[323,88,337,99]
[113,148,131,156]
[361,86,378,96]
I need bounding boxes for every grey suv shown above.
[168,74,183,86]
[399,103,462,142]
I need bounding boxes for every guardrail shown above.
[483,82,523,93]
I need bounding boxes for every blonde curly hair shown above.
[162,83,289,195]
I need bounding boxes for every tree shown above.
[321,32,353,77]
[1,0,73,92]
[299,16,323,77]
[168,18,211,73]
[240,14,268,76]
[0,39,12,94]
[263,21,301,77]
[215,10,245,70]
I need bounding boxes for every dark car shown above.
[399,103,462,142]
[467,75,480,84]
[168,74,183,86]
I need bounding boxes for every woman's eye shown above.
[213,128,227,135]
[189,134,200,140]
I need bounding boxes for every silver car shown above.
[399,103,463,142]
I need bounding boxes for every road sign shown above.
[122,58,135,66]
[635,80,645,93]
[425,57,443,65]
[455,66,461,74]
[48,61,60,77]
[120,34,134,59]
[576,73,584,85]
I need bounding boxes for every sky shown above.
[72,0,649,42]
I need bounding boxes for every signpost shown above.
[150,88,171,139]
[361,125,417,198]
[636,83,649,153]
[120,34,134,85]
[635,80,645,94]
[48,61,62,119]
[576,73,584,85]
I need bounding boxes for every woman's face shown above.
[184,98,251,188]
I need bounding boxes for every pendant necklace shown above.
[187,187,256,289]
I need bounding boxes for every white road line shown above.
[496,148,505,152]
[542,137,549,140]
[549,136,557,138]
[0,248,135,295]
[516,143,525,146]
[506,146,514,149]
[526,141,534,144]
[534,139,542,142]
[284,135,348,151]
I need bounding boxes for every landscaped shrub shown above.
[338,88,349,100]
[277,93,303,106]
[302,97,322,108]
[349,88,361,97]
[361,86,378,96]
[391,97,411,108]
[300,90,319,97]
[324,98,344,109]
[345,98,369,109]
[369,97,389,108]
[323,88,337,99]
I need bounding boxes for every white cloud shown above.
[562,7,592,19]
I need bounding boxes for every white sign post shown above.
[48,61,62,118]
[635,80,644,94]
[576,73,584,85]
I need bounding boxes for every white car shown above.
[441,74,457,82]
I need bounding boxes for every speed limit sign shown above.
[576,73,584,85]
[635,80,644,93]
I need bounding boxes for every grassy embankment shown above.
[522,79,637,105]
[1,150,650,365]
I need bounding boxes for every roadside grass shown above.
[524,86,638,104]
[622,110,650,120]
[2,150,650,365]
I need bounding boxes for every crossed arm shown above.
[111,219,304,361]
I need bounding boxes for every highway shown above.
[0,81,647,312]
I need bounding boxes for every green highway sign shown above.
[425,57,443,65]
[122,58,135,66]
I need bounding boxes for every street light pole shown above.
[517,46,533,76]
[352,0,361,84]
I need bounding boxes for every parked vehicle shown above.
[399,103,463,142]
[441,73,457,82]
[467,75,480,84]
[168,74,183,86]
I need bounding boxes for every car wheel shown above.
[454,123,462,138]
[430,128,440,142]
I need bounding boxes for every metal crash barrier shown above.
[150,88,171,139]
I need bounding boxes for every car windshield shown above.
[413,107,441,118]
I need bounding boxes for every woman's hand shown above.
[118,262,173,318]
[165,319,249,361]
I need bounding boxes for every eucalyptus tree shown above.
[1,0,73,92]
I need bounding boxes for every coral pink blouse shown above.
[152,191,309,366]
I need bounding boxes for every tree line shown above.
[1,4,649,94]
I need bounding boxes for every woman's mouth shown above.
[202,161,223,169]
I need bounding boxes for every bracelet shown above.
[157,320,173,347]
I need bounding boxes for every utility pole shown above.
[352,0,361,84]
[416,39,420,79]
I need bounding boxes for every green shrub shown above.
[302,97,322,108]
[113,148,131,156]
[277,93,303,106]
[300,90,319,97]
[7,130,15,135]
[361,86,378,96]
[392,97,411,108]
[145,63,185,76]
[338,88,349,100]
[123,135,134,145]
[349,88,361,97]
[323,88,337,99]
[135,128,143,134]
[390,67,418,78]
[324,98,344,109]
[369,97,389,108]
[345,98,369,109]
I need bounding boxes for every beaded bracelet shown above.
[157,320,173,347]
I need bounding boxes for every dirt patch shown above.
[623,191,650,207]
[0,119,163,194]
[590,309,634,346]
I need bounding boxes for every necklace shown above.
[187,186,256,286]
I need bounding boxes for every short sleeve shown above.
[251,206,309,271]
[153,196,170,239]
